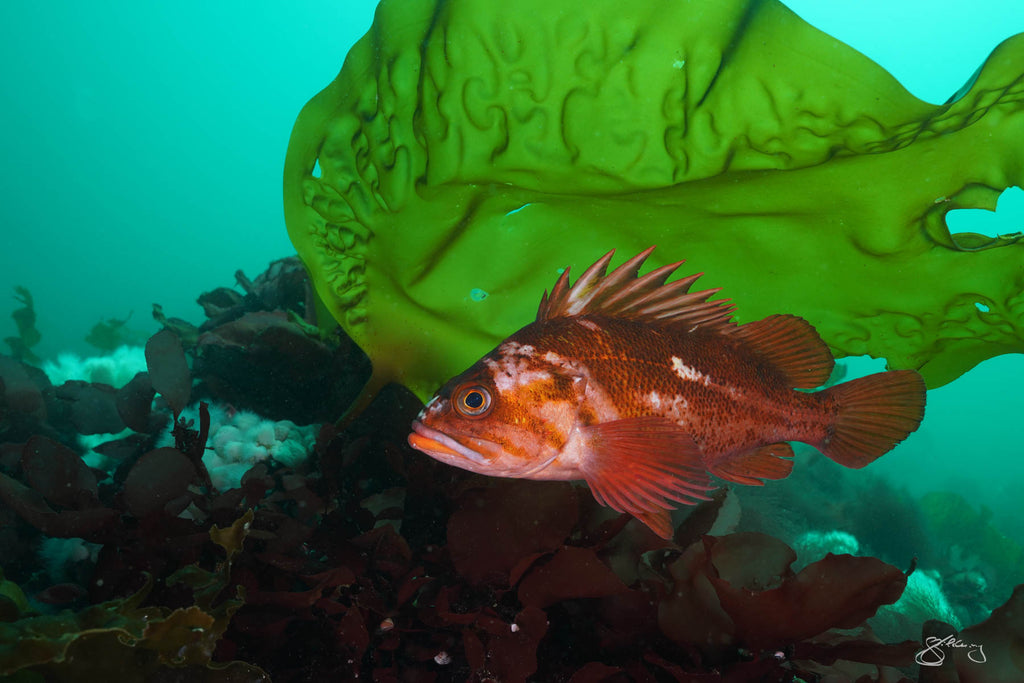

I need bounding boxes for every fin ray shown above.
[631,509,673,539]
[537,247,735,334]
[818,370,926,468]
[579,416,713,539]
[708,442,795,485]
[731,314,835,389]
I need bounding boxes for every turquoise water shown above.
[1,1,1024,679]
[2,1,1020,357]
[3,0,1021,526]
[0,1,375,356]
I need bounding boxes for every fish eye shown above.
[454,385,492,418]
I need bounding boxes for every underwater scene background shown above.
[2,1,1024,681]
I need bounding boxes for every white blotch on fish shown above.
[671,356,711,385]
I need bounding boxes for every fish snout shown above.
[407,420,493,468]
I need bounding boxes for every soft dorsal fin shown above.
[730,314,835,389]
[537,247,735,333]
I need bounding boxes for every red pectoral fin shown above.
[579,417,713,537]
[631,509,674,540]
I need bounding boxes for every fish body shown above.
[408,248,926,538]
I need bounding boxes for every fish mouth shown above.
[408,421,492,467]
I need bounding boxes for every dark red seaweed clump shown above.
[1,257,1020,682]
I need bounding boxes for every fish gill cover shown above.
[284,0,1024,405]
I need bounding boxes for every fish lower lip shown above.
[408,421,491,466]
[408,424,462,458]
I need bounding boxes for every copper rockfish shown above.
[408,247,926,538]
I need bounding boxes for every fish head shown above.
[408,338,586,479]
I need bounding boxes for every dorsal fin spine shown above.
[536,247,735,333]
[600,261,684,314]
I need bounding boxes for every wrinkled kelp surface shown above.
[285,0,1024,402]
[1,259,1022,682]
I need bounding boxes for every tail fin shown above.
[818,370,926,468]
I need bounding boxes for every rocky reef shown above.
[1,257,1021,681]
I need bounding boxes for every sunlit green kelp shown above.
[284,0,1024,402]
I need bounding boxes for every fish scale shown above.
[520,315,829,460]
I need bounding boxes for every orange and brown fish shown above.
[408,247,926,538]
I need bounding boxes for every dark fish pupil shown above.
[464,391,484,409]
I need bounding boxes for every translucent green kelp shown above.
[284,0,1024,401]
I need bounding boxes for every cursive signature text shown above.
[916,635,986,667]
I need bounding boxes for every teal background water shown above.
[1,1,1023,538]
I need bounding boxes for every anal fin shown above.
[579,416,713,539]
[708,442,795,485]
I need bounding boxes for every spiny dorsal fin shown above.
[730,314,835,389]
[537,247,735,333]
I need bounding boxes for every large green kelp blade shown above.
[285,0,1024,401]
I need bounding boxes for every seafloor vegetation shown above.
[1,259,1022,682]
